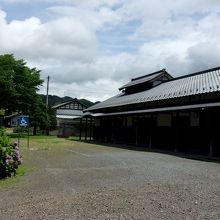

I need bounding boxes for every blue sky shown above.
[0,0,220,101]
[1,1,49,21]
[97,19,142,54]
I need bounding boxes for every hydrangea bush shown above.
[0,128,22,179]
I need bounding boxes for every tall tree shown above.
[0,54,51,135]
[0,54,43,113]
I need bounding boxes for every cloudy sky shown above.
[0,0,220,102]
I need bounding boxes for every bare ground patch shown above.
[0,136,220,219]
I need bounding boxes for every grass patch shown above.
[18,135,76,151]
[0,165,30,188]
[0,135,77,187]
[30,136,68,145]
[68,136,81,141]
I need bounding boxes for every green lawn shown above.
[0,134,76,187]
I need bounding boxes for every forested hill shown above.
[39,94,94,107]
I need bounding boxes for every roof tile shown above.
[86,67,220,111]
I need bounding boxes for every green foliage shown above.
[39,94,94,108]
[40,94,73,107]
[0,127,22,179]
[29,100,57,135]
[0,54,56,135]
[0,109,4,115]
[13,126,30,134]
[0,54,43,113]
[78,99,94,107]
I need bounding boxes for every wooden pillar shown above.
[124,116,127,145]
[89,118,92,141]
[148,114,153,149]
[174,112,179,153]
[85,117,88,141]
[135,116,139,146]
[79,118,82,141]
[207,110,214,157]
[112,117,115,143]
[209,138,214,157]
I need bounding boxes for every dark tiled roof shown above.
[119,69,172,90]
[85,102,220,117]
[86,67,220,111]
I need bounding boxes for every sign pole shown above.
[18,129,20,148]
[27,125,30,148]
[19,115,29,149]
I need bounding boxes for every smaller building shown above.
[53,99,93,138]
[4,113,19,127]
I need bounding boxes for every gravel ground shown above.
[0,139,220,220]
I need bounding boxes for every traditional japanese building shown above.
[83,67,220,157]
[53,99,92,137]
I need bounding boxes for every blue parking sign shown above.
[19,115,29,127]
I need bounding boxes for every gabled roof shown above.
[52,100,74,109]
[86,66,220,112]
[4,113,18,119]
[52,98,90,109]
[119,69,173,91]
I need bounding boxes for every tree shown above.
[0,54,58,135]
[0,54,51,135]
[0,54,43,113]
[29,98,57,135]
[28,96,46,135]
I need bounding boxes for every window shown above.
[157,113,171,126]
[190,112,199,126]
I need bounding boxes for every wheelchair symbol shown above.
[19,116,29,127]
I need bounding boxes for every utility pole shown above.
[46,75,50,108]
[46,75,50,136]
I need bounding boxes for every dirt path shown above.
[0,137,220,219]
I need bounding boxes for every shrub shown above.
[13,126,30,133]
[0,127,22,179]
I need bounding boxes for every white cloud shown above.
[41,79,121,103]
[1,1,220,101]
[0,12,96,62]
[47,4,121,32]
